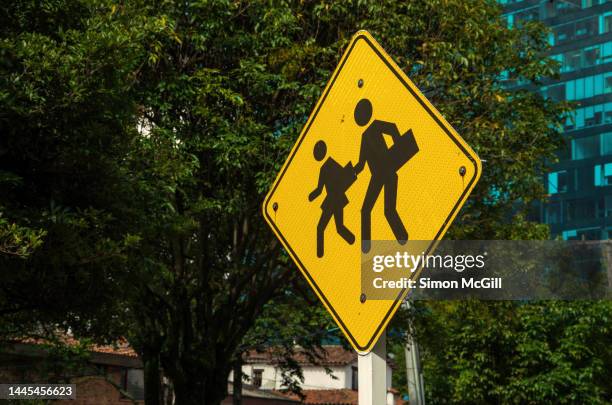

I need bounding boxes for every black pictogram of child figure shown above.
[308,140,357,258]
[353,98,419,253]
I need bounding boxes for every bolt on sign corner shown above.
[262,30,481,353]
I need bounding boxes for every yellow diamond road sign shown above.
[263,31,481,353]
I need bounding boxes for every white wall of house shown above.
[297,365,351,389]
[236,364,277,390]
[235,361,393,391]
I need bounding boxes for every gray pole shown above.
[405,334,425,405]
[404,301,425,405]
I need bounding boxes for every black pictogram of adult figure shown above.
[309,140,357,258]
[354,98,419,253]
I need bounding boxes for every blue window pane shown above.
[565,112,575,130]
[576,78,584,99]
[604,42,612,62]
[567,80,575,99]
[562,230,577,240]
[548,84,566,100]
[576,108,585,127]
[594,74,603,95]
[601,133,612,155]
[584,105,603,126]
[543,73,612,101]
[552,42,612,72]
[585,75,594,97]
[595,165,601,186]
[606,103,612,124]
[549,170,568,193]
[546,202,561,224]
[569,103,612,130]
[594,164,612,186]
[549,172,558,194]
[605,73,612,93]
[572,135,599,159]
[603,12,612,34]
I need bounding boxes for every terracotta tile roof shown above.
[281,389,406,405]
[90,339,138,358]
[16,336,138,358]
[283,389,358,405]
[245,345,356,367]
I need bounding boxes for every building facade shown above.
[0,339,145,405]
[236,346,398,405]
[1,338,301,405]
[502,0,612,239]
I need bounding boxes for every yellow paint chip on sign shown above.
[263,31,481,353]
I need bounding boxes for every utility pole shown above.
[405,333,425,405]
[358,331,387,405]
[404,301,425,405]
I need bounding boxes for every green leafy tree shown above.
[397,301,612,404]
[0,0,150,340]
[121,0,569,403]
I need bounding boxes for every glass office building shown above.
[501,0,612,239]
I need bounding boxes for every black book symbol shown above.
[388,129,419,172]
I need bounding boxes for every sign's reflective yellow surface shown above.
[263,31,481,353]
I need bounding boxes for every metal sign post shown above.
[358,331,387,405]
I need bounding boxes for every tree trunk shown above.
[143,350,162,405]
[172,372,229,405]
[173,381,206,405]
[233,357,243,405]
